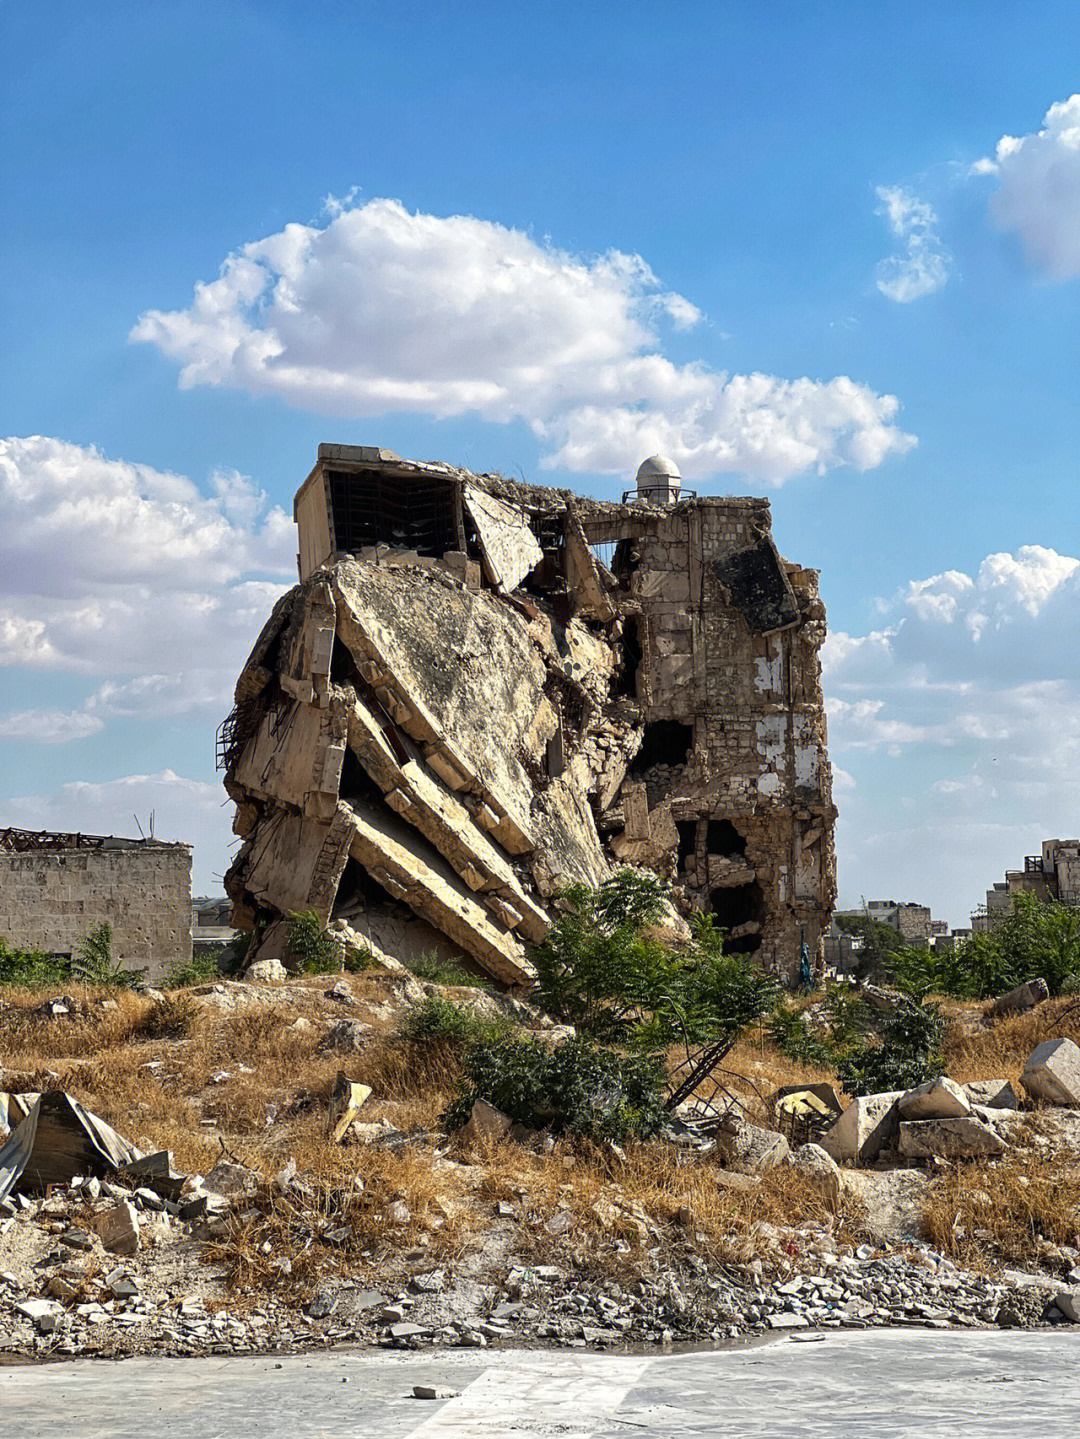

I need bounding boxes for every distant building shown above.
[973,839,1080,930]
[837,899,935,944]
[192,895,238,955]
[0,827,191,979]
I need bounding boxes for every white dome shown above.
[635,454,681,482]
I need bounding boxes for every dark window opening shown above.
[676,820,698,870]
[330,636,358,684]
[339,747,387,809]
[706,819,747,857]
[614,617,643,698]
[327,468,459,557]
[612,537,640,591]
[710,881,765,954]
[332,857,410,920]
[630,720,693,773]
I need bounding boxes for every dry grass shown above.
[6,973,1080,1302]
[923,1152,1080,1268]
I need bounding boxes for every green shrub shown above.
[285,911,342,974]
[836,997,945,1097]
[442,1035,667,1141]
[397,995,514,1048]
[533,873,778,1053]
[403,951,491,988]
[166,950,229,988]
[767,1003,836,1067]
[0,937,68,988]
[71,923,143,988]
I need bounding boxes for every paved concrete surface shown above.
[3,1329,1079,1436]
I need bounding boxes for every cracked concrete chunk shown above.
[898,1077,971,1121]
[1022,1038,1080,1107]
[820,1092,903,1166]
[898,1115,1008,1159]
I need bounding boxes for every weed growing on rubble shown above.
[835,997,946,1096]
[286,910,343,973]
[403,951,492,987]
[442,1035,668,1141]
[397,994,514,1048]
[533,872,778,1053]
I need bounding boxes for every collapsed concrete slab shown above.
[222,446,837,985]
[963,1079,1019,1111]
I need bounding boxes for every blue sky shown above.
[3,1,1080,924]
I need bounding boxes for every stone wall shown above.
[0,845,192,979]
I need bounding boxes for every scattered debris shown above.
[328,1073,372,1143]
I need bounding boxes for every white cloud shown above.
[3,770,234,893]
[828,545,1080,922]
[0,709,105,744]
[978,94,1080,278]
[132,197,916,485]
[874,185,952,302]
[0,436,295,734]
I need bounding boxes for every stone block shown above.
[898,1076,971,1121]
[1057,1287,1080,1323]
[1022,1038,1080,1107]
[820,1092,903,1165]
[990,978,1049,1017]
[962,1079,1019,1110]
[720,1118,790,1173]
[789,1142,841,1198]
[456,1098,512,1147]
[898,1116,1008,1159]
[94,1200,140,1256]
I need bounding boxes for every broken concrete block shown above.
[898,1076,971,1121]
[719,1117,790,1173]
[898,1116,1008,1159]
[962,1079,1019,1110]
[715,1169,761,1194]
[1022,1038,1080,1107]
[789,1142,841,1197]
[246,958,288,983]
[990,978,1049,1017]
[15,1298,63,1332]
[328,1074,372,1144]
[820,1092,903,1165]
[456,1098,513,1148]
[1057,1287,1080,1323]
[93,1200,140,1256]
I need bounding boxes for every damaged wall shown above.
[222,445,835,984]
[0,830,192,979]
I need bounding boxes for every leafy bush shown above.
[884,895,1080,999]
[397,995,513,1049]
[835,997,945,1097]
[72,923,143,988]
[403,951,491,988]
[166,950,229,988]
[285,911,342,974]
[767,1003,835,1067]
[0,937,68,988]
[821,983,869,1048]
[443,1035,667,1141]
[533,872,778,1052]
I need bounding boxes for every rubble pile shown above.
[222,446,836,984]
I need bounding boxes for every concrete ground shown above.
[3,1329,1079,1437]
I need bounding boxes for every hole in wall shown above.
[706,818,747,857]
[339,748,388,808]
[613,617,643,698]
[676,820,698,870]
[710,881,765,953]
[630,720,693,773]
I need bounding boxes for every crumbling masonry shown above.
[222,446,836,985]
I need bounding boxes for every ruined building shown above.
[221,446,836,985]
[0,828,192,979]
[973,839,1080,931]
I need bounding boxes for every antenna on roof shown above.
[133,813,146,841]
[149,810,155,840]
